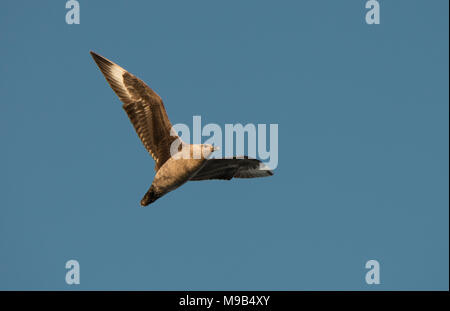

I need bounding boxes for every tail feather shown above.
[140,185,159,207]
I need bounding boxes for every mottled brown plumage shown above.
[91,51,178,170]
[190,156,273,180]
[90,51,273,206]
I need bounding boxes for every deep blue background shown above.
[0,0,448,290]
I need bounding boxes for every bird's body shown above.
[142,145,213,205]
[90,51,273,206]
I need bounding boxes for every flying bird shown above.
[90,51,273,206]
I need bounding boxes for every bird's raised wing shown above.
[90,51,179,171]
[189,156,273,181]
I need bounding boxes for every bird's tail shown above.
[140,185,159,207]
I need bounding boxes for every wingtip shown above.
[258,162,274,176]
[90,50,104,63]
[90,51,102,65]
[89,51,119,75]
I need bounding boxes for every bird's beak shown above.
[213,146,220,151]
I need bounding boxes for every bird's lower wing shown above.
[189,156,273,181]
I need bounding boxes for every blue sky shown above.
[0,0,448,290]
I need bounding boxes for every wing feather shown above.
[90,51,179,170]
[190,156,273,181]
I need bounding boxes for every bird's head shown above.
[201,144,220,158]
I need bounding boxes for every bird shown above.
[90,51,273,206]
